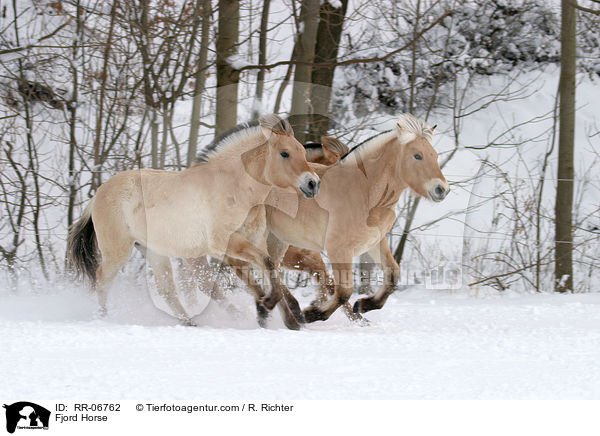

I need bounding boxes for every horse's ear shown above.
[260,125,274,142]
[423,124,436,141]
[396,122,416,144]
[259,114,292,143]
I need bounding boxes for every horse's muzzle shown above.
[299,174,321,199]
[429,183,449,202]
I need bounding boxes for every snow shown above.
[2,282,600,399]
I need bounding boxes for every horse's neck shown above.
[359,138,406,209]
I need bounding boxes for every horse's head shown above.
[259,114,321,198]
[395,115,449,202]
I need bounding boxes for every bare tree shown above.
[188,0,212,166]
[307,0,349,142]
[251,0,271,119]
[215,0,239,135]
[555,0,576,292]
[289,0,320,143]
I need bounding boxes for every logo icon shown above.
[3,402,50,434]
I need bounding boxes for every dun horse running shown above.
[185,135,354,322]
[261,113,450,322]
[68,115,320,327]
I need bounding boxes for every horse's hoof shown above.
[256,303,270,328]
[347,309,368,324]
[94,307,107,319]
[282,316,302,331]
[354,298,379,314]
[284,298,305,324]
[354,316,371,327]
[303,306,326,323]
[180,318,197,327]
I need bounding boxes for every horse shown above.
[223,136,362,322]
[67,114,320,327]
[180,134,354,326]
[261,113,450,322]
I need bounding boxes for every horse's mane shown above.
[195,115,292,163]
[195,121,261,163]
[340,113,433,163]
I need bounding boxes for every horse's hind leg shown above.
[93,220,134,316]
[226,257,267,320]
[183,257,239,315]
[225,233,287,314]
[95,260,125,316]
[353,239,400,314]
[145,249,193,325]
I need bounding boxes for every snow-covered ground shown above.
[2,281,600,400]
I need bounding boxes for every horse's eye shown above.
[414,154,423,160]
[280,151,290,159]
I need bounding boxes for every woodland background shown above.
[1,0,599,294]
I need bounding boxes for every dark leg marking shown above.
[256,302,270,328]
[353,297,382,314]
[282,288,305,324]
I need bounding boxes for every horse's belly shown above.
[139,213,211,258]
[266,205,326,252]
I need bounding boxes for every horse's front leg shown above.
[302,250,354,323]
[266,233,305,325]
[353,238,400,314]
[282,247,363,323]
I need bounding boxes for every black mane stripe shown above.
[303,142,323,149]
[339,129,392,161]
[195,120,260,163]
[195,119,326,163]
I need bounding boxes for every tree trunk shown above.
[393,1,422,266]
[252,0,271,119]
[66,0,83,270]
[555,0,576,293]
[215,0,240,136]
[91,0,117,191]
[187,0,211,166]
[307,0,348,142]
[151,108,159,168]
[289,0,320,143]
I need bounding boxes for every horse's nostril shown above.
[308,180,315,191]
[435,186,444,196]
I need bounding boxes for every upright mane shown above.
[194,115,293,163]
[195,121,261,163]
[395,113,434,143]
[340,113,433,163]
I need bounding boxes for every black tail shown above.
[67,201,99,284]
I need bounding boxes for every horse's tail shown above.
[67,198,99,285]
